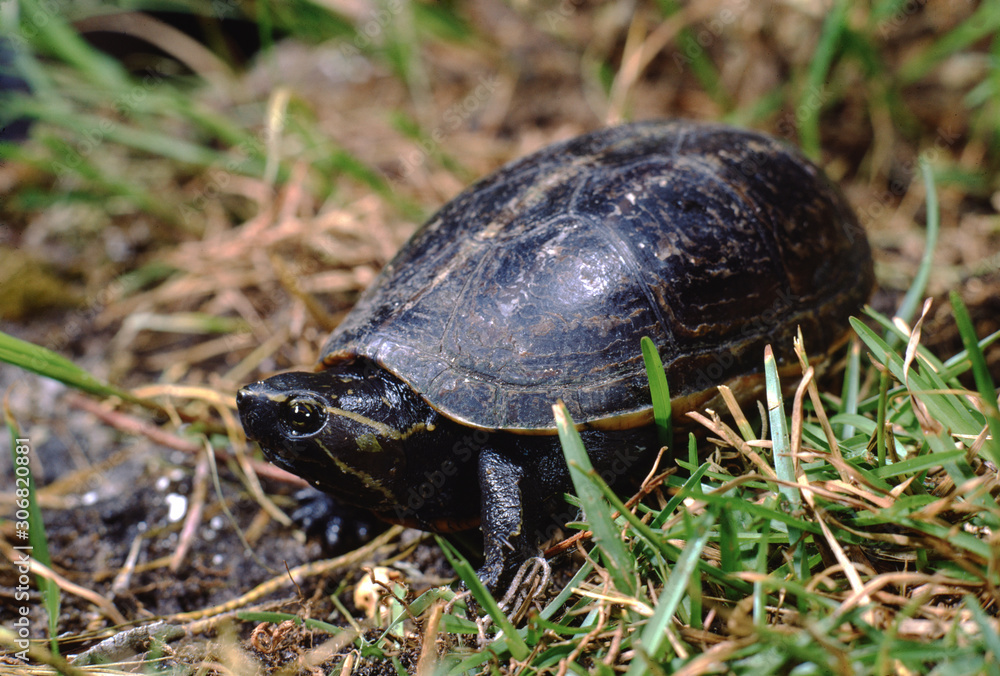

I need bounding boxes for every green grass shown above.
[0,0,426,230]
[641,335,673,450]
[0,330,154,408]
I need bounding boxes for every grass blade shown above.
[435,537,529,661]
[658,1,730,109]
[640,336,672,450]
[554,401,636,597]
[626,510,715,674]
[16,0,129,89]
[764,345,807,580]
[799,0,849,158]
[0,331,150,407]
[839,337,862,439]
[950,291,1000,464]
[965,596,1000,676]
[852,318,983,434]
[899,2,1000,83]
[893,156,940,333]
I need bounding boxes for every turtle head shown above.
[237,361,430,508]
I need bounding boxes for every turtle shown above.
[236,119,874,593]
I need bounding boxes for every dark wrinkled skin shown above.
[237,120,874,594]
[238,363,655,591]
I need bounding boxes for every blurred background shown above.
[1,0,997,392]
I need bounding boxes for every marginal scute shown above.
[322,120,875,430]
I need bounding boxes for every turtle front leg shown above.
[476,447,542,594]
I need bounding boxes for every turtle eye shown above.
[280,396,327,438]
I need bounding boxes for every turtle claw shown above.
[498,556,551,622]
[468,556,551,629]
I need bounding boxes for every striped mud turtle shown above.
[237,120,874,592]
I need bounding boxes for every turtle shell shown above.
[322,120,874,431]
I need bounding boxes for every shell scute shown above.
[322,121,874,430]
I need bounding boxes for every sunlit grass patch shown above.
[527,321,998,673]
